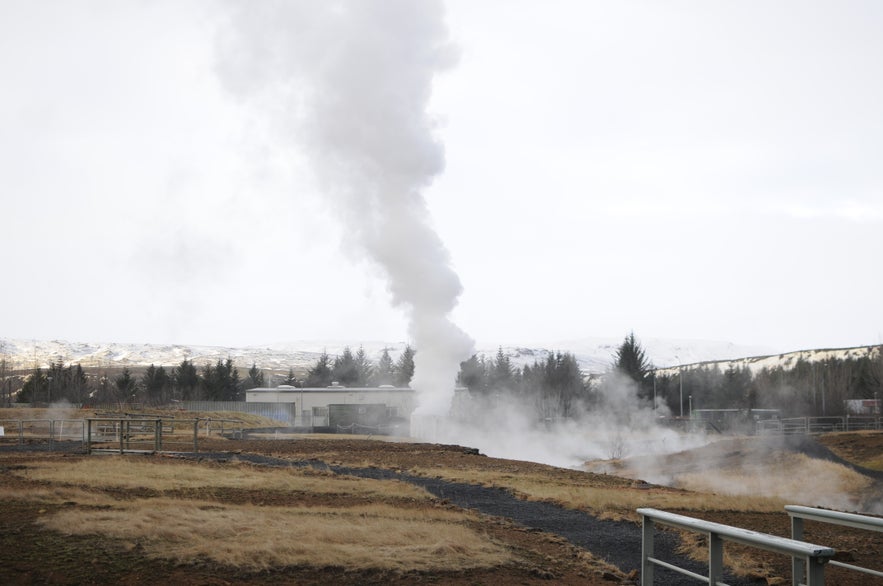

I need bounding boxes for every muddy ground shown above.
[1,433,882,585]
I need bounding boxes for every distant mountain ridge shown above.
[0,336,778,375]
[654,344,883,375]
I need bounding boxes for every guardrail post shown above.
[49,420,55,450]
[792,515,805,585]
[641,515,654,585]
[155,418,162,452]
[786,505,883,581]
[806,556,826,586]
[709,532,723,585]
[193,419,199,453]
[86,419,92,455]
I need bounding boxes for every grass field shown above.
[1,418,881,584]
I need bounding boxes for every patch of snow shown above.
[1,335,785,376]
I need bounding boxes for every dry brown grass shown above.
[4,454,510,572]
[410,466,786,520]
[39,498,509,571]
[863,453,883,471]
[819,431,883,472]
[12,456,432,500]
[674,452,871,507]
[0,484,114,506]
[675,531,782,582]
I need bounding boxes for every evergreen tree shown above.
[70,364,88,404]
[395,345,416,387]
[228,362,242,400]
[174,359,199,401]
[201,359,241,401]
[305,351,333,387]
[0,359,11,407]
[91,371,113,404]
[373,348,395,386]
[18,368,45,404]
[490,347,513,390]
[457,354,488,394]
[717,366,751,409]
[354,345,373,386]
[283,368,299,386]
[200,362,219,400]
[245,363,265,390]
[114,367,138,405]
[547,352,585,417]
[332,346,359,386]
[142,364,170,405]
[612,332,653,400]
[47,361,67,403]
[522,352,586,418]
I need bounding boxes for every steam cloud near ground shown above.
[216,0,472,416]
[417,373,882,515]
[414,372,707,469]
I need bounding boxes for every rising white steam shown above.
[216,1,472,415]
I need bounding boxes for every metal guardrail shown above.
[638,507,834,586]
[786,505,883,582]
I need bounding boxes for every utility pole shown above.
[653,376,657,413]
[679,369,684,418]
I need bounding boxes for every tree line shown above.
[8,337,882,418]
[296,345,416,388]
[456,347,586,419]
[651,354,883,417]
[10,344,418,407]
[608,333,883,418]
[14,358,266,406]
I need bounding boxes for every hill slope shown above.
[0,336,775,375]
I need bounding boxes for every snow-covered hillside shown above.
[0,336,775,375]
[654,344,882,375]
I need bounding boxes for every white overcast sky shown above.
[1,1,882,352]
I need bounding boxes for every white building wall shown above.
[245,387,416,419]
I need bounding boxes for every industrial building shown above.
[245,383,415,430]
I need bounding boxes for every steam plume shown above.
[217,1,472,414]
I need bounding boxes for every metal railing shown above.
[638,507,834,586]
[757,416,881,435]
[85,417,243,454]
[786,505,883,582]
[0,419,86,447]
[842,415,881,431]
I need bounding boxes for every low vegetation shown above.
[14,457,431,499]
[3,453,509,575]
[2,432,881,584]
[408,465,786,521]
[40,498,508,571]
[819,430,883,472]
